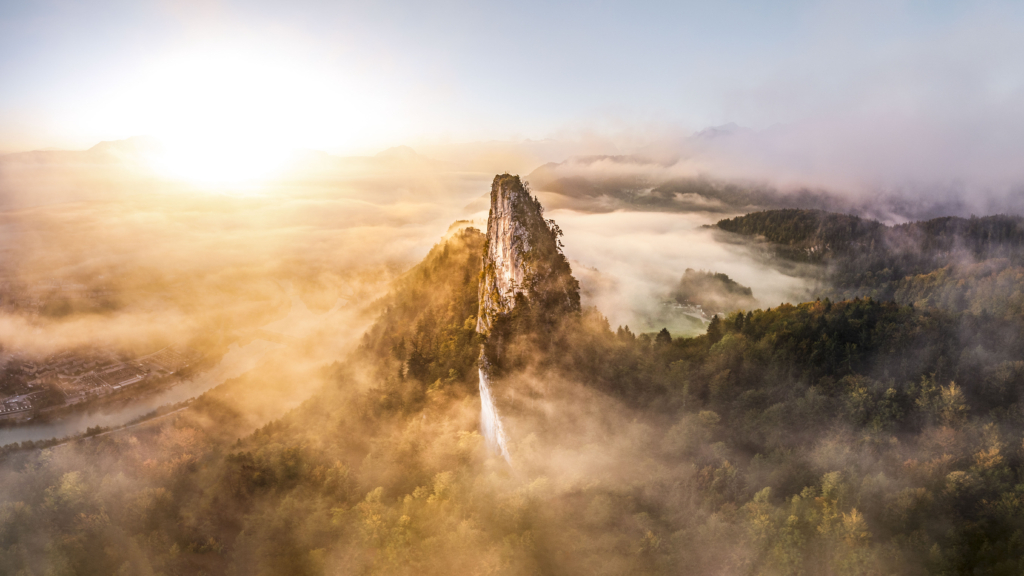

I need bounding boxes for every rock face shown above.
[475,174,578,464]
[477,175,541,334]
[476,174,580,336]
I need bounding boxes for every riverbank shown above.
[0,337,282,445]
[0,398,193,458]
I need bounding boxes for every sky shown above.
[1,0,1023,192]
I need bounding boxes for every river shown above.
[0,338,283,445]
[0,282,354,445]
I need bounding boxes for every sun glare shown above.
[151,138,288,185]
[72,38,414,185]
[112,46,346,186]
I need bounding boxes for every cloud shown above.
[549,209,815,334]
[0,143,501,444]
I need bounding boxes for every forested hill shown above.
[716,209,1024,262]
[672,268,758,316]
[715,209,885,259]
[716,209,1024,315]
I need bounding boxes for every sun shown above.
[118,46,339,186]
[78,39,409,185]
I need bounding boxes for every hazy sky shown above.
[1,0,1022,168]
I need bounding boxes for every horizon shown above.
[2,1,1024,195]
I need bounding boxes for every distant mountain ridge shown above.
[526,155,1024,222]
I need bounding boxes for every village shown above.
[0,345,202,421]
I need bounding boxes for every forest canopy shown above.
[717,209,1024,318]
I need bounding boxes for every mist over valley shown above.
[4,1,1024,574]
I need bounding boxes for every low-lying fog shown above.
[0,139,824,442]
[549,209,814,335]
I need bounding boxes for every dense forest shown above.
[5,211,1024,574]
[717,209,1024,317]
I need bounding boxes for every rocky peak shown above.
[476,174,579,336]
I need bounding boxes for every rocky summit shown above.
[476,174,579,338]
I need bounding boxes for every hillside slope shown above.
[717,209,1024,315]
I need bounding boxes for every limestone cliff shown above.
[475,174,579,463]
[476,174,580,337]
